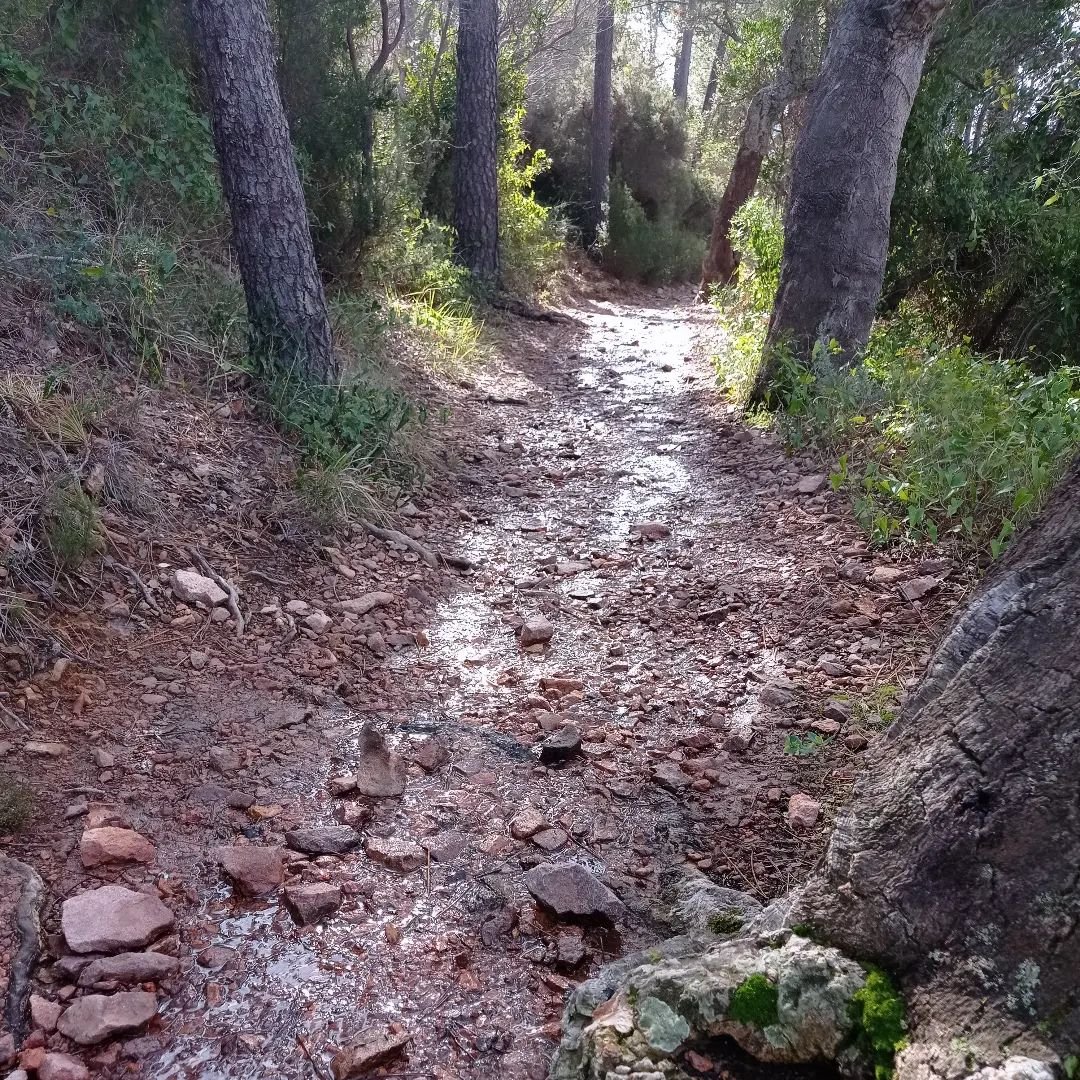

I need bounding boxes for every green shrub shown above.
[730,196,784,312]
[727,973,779,1027]
[44,478,102,568]
[603,179,706,284]
[850,968,908,1080]
[0,775,32,834]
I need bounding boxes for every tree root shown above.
[359,520,476,572]
[1,855,44,1043]
[188,548,246,637]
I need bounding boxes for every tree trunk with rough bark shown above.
[452,0,500,285]
[584,0,614,249]
[187,0,336,381]
[700,7,816,292]
[755,0,949,396]
[795,454,1080,1058]
[701,34,727,112]
[673,2,695,105]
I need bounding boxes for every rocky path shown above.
[1,290,967,1080]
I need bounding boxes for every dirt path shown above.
[2,289,967,1079]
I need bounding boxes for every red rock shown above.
[788,793,822,830]
[214,845,284,897]
[62,886,173,955]
[56,991,158,1045]
[284,883,342,926]
[30,994,64,1032]
[79,828,155,869]
[39,1052,90,1080]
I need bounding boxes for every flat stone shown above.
[56,991,158,1045]
[77,951,179,988]
[214,845,284,897]
[519,615,554,647]
[524,862,625,922]
[652,761,691,791]
[809,719,842,737]
[333,592,395,616]
[422,830,469,863]
[38,1053,90,1080]
[190,783,254,810]
[208,746,242,774]
[509,805,546,839]
[284,826,361,856]
[79,827,155,869]
[23,742,68,757]
[352,724,407,797]
[788,793,822,830]
[62,886,173,954]
[540,724,582,765]
[413,735,450,773]
[284,883,342,926]
[30,994,64,1032]
[797,474,828,495]
[531,827,568,852]
[631,521,671,540]
[171,569,227,608]
[330,1030,410,1079]
[899,575,940,602]
[365,836,426,873]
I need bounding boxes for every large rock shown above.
[284,826,361,856]
[56,991,158,1045]
[352,724,407,797]
[524,863,625,923]
[171,569,227,608]
[62,887,173,955]
[550,936,870,1080]
[284,883,343,926]
[79,828,155,869]
[214,845,284,897]
[77,951,179,988]
[669,877,763,935]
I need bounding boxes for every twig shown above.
[0,698,28,731]
[295,1033,332,1080]
[359,519,476,572]
[188,547,246,637]
[105,556,162,616]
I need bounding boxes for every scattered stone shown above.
[188,650,209,671]
[509,805,546,839]
[519,615,554,647]
[554,928,587,968]
[284,883,342,926]
[56,992,158,1045]
[214,846,284,897]
[524,862,625,922]
[422,831,469,863]
[797,474,828,495]
[870,565,904,585]
[285,826,361,855]
[539,724,582,764]
[809,719,842,737]
[652,761,691,791]
[365,836,426,873]
[208,746,242,774]
[899,575,940,602]
[843,733,869,752]
[23,742,68,757]
[77,951,179,988]
[532,827,568,852]
[190,784,254,810]
[822,700,853,723]
[788,793,822,831]
[327,774,357,796]
[413,735,450,773]
[30,995,64,1033]
[353,724,407,797]
[79,827,155,869]
[555,561,590,575]
[334,592,395,616]
[304,612,332,635]
[38,1053,90,1080]
[196,946,237,970]
[330,1030,410,1079]
[631,521,671,540]
[90,749,115,769]
[62,886,173,954]
[171,569,227,608]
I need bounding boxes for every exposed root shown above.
[1,855,44,1043]
[360,519,476,572]
[188,547,246,637]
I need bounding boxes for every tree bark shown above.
[796,454,1080,1054]
[187,0,337,381]
[452,0,500,285]
[673,1,695,105]
[700,8,816,292]
[584,0,614,249]
[754,0,949,395]
[701,34,728,112]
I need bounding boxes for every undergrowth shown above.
[0,774,33,833]
[713,198,1080,558]
[849,968,908,1080]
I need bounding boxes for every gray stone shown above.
[62,886,173,955]
[540,724,582,764]
[366,836,426,873]
[652,761,691,791]
[171,569,227,608]
[285,826,361,855]
[77,951,179,988]
[524,862,625,922]
[352,724,407,797]
[670,876,763,934]
[284,883,342,926]
[519,615,555,647]
[56,991,158,1045]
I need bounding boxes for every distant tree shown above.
[187,0,337,381]
[452,0,501,283]
[584,0,615,248]
[673,0,696,105]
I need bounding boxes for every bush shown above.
[603,179,706,284]
[0,774,32,834]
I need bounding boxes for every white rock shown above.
[172,569,227,608]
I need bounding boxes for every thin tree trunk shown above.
[700,8,816,293]
[452,0,500,284]
[673,2,694,105]
[755,0,949,396]
[796,453,1080,1053]
[585,0,615,249]
[701,34,727,112]
[187,0,336,382]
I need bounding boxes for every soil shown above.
[0,282,969,1079]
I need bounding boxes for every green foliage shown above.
[849,969,908,1080]
[783,732,828,757]
[730,197,784,312]
[603,178,705,284]
[44,478,101,568]
[0,774,33,834]
[728,973,779,1027]
[707,910,745,935]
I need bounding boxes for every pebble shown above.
[519,615,554,647]
[788,793,822,831]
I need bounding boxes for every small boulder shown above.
[797,474,828,495]
[524,862,625,922]
[365,836,426,873]
[77,951,179,988]
[62,886,173,955]
[353,725,407,797]
[788,793,822,831]
[519,615,554,648]
[539,724,582,765]
[631,521,671,540]
[79,827,155,869]
[284,826,361,856]
[38,1053,90,1080]
[171,569,227,608]
[652,761,691,791]
[509,805,546,840]
[29,995,64,1033]
[330,1030,410,1079]
[214,845,284,897]
[413,735,450,773]
[56,991,158,1045]
[284,883,342,926]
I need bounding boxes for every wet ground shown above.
[3,290,967,1079]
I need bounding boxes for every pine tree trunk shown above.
[673,3,694,105]
[187,0,336,382]
[452,0,500,285]
[796,455,1080,1054]
[701,34,727,112]
[584,0,614,249]
[755,0,948,395]
[700,8,815,292]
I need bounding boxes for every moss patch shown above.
[0,774,33,833]
[708,910,745,935]
[728,973,779,1027]
[850,968,908,1080]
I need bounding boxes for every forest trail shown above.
[2,288,965,1080]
